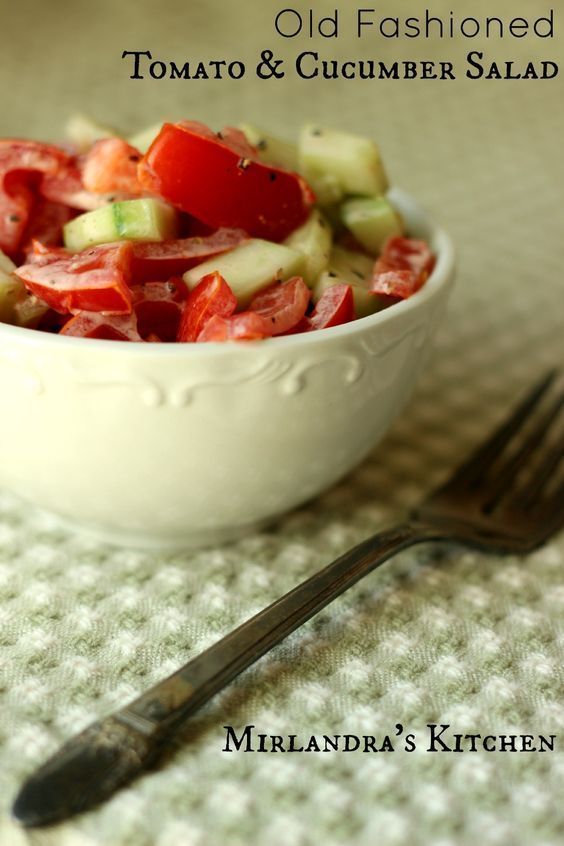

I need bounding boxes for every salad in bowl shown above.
[0,117,453,549]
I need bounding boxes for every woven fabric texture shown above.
[0,1,563,844]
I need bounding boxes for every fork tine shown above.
[443,370,558,489]
[482,390,564,511]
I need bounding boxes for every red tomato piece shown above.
[0,140,70,255]
[249,276,310,336]
[131,228,248,283]
[370,269,420,300]
[307,284,354,330]
[138,122,314,241]
[177,272,237,342]
[25,239,70,264]
[370,237,435,300]
[40,158,110,211]
[130,278,187,341]
[14,242,133,314]
[196,311,272,342]
[380,236,435,278]
[60,311,142,341]
[21,198,75,250]
[82,138,144,195]
[0,174,35,258]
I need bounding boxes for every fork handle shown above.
[120,519,447,736]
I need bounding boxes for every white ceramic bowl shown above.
[0,189,455,549]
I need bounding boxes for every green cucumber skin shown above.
[183,239,304,307]
[64,199,177,252]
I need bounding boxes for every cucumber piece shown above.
[65,114,118,152]
[341,196,403,256]
[128,122,164,153]
[0,269,25,324]
[299,125,389,200]
[14,294,50,329]
[183,239,304,307]
[0,249,16,275]
[239,124,299,172]
[0,251,50,327]
[330,246,374,282]
[284,210,332,286]
[314,246,386,319]
[64,199,178,252]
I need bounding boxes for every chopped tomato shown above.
[308,284,354,330]
[40,158,109,211]
[379,236,435,278]
[370,269,419,299]
[82,138,144,195]
[21,198,75,250]
[130,279,187,341]
[177,272,237,342]
[14,242,133,314]
[131,228,248,283]
[370,237,435,300]
[138,122,314,241]
[196,311,272,342]
[0,140,70,255]
[25,239,70,264]
[249,276,310,336]
[60,311,142,341]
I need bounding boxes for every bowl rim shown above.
[0,188,455,356]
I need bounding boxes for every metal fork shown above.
[13,371,564,827]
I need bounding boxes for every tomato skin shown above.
[0,174,35,257]
[370,269,418,299]
[177,272,237,342]
[40,158,110,211]
[130,279,187,341]
[138,123,314,241]
[21,198,75,251]
[14,242,133,315]
[196,311,272,342]
[82,138,143,195]
[60,311,142,341]
[249,276,310,335]
[308,284,354,330]
[131,228,248,283]
[379,236,435,277]
[25,239,70,264]
[370,237,435,300]
[0,140,71,255]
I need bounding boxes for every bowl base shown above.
[33,504,275,551]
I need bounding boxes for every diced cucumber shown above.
[284,211,332,286]
[341,196,403,256]
[238,124,299,172]
[314,246,386,319]
[330,246,374,282]
[183,239,304,307]
[128,122,165,153]
[0,269,25,324]
[0,249,16,275]
[299,125,389,200]
[65,113,118,152]
[0,252,50,327]
[14,294,50,329]
[64,199,178,252]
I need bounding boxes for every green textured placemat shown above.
[1,1,563,844]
